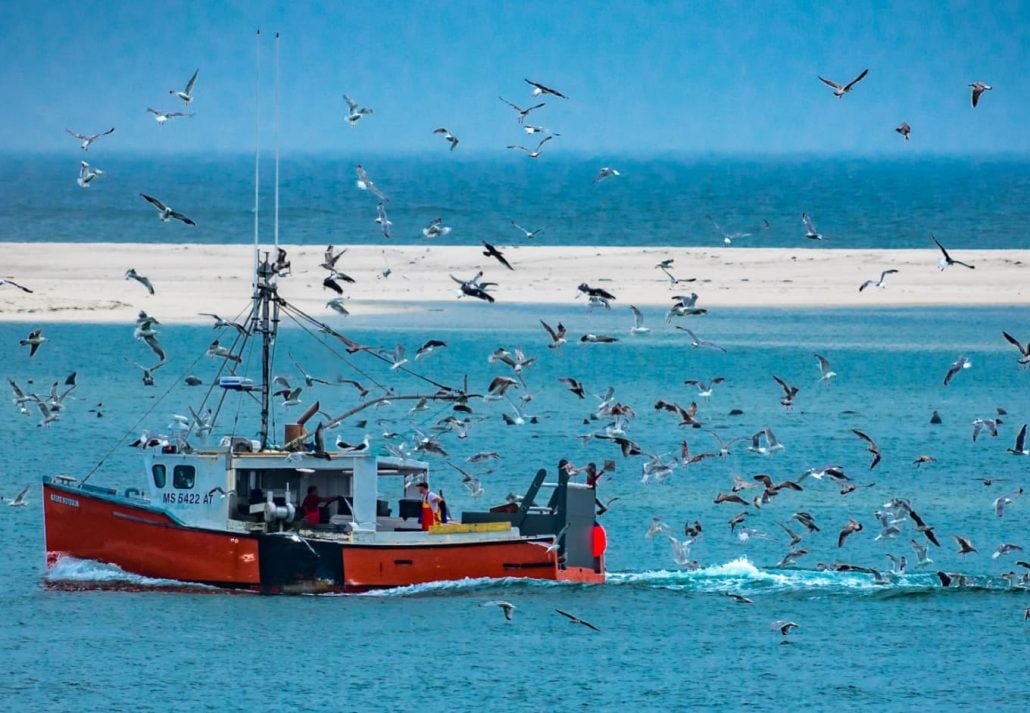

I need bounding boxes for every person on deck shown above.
[301,485,335,526]
[416,482,442,530]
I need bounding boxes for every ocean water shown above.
[2,153,1029,249]
[0,302,1027,711]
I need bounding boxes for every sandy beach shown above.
[1,242,1027,323]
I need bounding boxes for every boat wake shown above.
[43,557,225,594]
[607,556,1020,596]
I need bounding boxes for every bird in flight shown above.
[433,128,459,151]
[19,328,46,358]
[140,193,196,226]
[343,94,373,126]
[147,107,194,123]
[510,220,544,239]
[817,68,869,98]
[125,269,155,295]
[77,161,103,188]
[896,122,911,140]
[481,241,513,270]
[594,167,620,184]
[499,96,546,124]
[859,269,899,292]
[852,429,882,469]
[66,127,115,151]
[1001,331,1030,366]
[801,212,824,240]
[355,164,388,201]
[482,600,517,621]
[554,608,600,632]
[525,78,568,99]
[507,135,553,158]
[0,278,32,293]
[170,69,199,105]
[969,82,992,108]
[943,356,971,386]
[931,234,974,270]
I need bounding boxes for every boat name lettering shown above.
[49,494,79,508]
[162,492,203,505]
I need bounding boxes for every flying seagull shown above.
[813,353,837,382]
[859,269,899,292]
[510,220,545,239]
[140,193,196,226]
[554,608,600,632]
[125,269,155,295]
[422,218,452,239]
[540,319,567,349]
[499,96,546,124]
[896,122,911,140]
[593,167,620,184]
[355,164,388,201]
[1007,424,1028,455]
[817,68,869,98]
[343,94,373,125]
[375,202,392,239]
[852,429,882,469]
[507,135,552,158]
[969,82,991,108]
[170,69,199,105]
[1001,331,1030,366]
[525,78,568,99]
[0,278,32,293]
[77,161,103,188]
[66,127,115,151]
[943,356,971,386]
[801,212,824,240]
[147,107,194,123]
[931,234,974,270]
[19,328,45,358]
[771,620,799,636]
[482,600,517,621]
[676,326,726,352]
[432,128,459,151]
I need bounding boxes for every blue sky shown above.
[2,0,1027,155]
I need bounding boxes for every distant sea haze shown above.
[2,154,1028,249]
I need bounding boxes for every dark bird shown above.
[838,519,863,548]
[579,334,619,343]
[852,429,882,469]
[725,593,753,604]
[771,620,799,636]
[554,609,600,632]
[558,377,586,399]
[577,283,616,301]
[654,400,702,428]
[1007,424,1028,455]
[525,79,568,99]
[969,81,992,108]
[714,492,750,507]
[415,339,447,361]
[953,535,977,555]
[931,234,974,270]
[140,193,196,226]
[482,241,513,270]
[817,68,869,97]
[895,122,911,140]
[433,127,459,151]
[772,375,798,408]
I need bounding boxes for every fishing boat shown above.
[41,250,607,593]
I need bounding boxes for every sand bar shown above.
[1,243,1027,324]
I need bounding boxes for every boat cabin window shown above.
[151,464,167,488]
[173,465,196,489]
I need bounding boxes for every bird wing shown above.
[818,76,843,90]
[802,213,818,234]
[170,211,196,226]
[140,193,167,211]
[184,69,199,94]
[630,305,644,328]
[540,319,558,342]
[843,68,869,91]
[343,94,359,113]
[813,353,831,375]
[930,234,951,262]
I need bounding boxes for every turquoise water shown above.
[2,154,1029,248]
[0,303,1027,710]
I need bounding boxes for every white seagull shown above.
[859,269,899,292]
[140,193,196,226]
[77,161,103,188]
[147,107,194,123]
[817,68,869,98]
[801,212,824,240]
[170,69,199,105]
[433,128,459,151]
[343,95,373,125]
[66,127,115,152]
[507,135,552,159]
[593,167,620,184]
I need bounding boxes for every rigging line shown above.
[252,28,261,293]
[81,368,184,486]
[276,305,391,394]
[273,31,280,250]
[278,300,458,393]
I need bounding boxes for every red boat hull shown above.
[43,483,604,592]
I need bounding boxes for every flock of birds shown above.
[5,60,1027,631]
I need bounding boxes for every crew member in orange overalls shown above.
[416,482,442,531]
